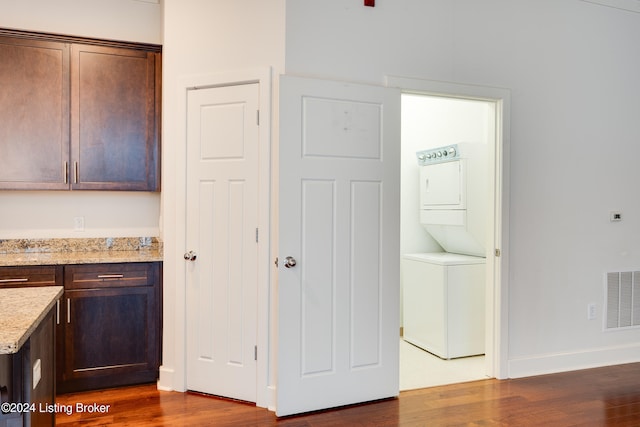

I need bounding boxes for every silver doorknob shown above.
[284,256,297,268]
[184,251,197,261]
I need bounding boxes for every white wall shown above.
[0,0,162,239]
[0,0,161,43]
[285,0,640,376]
[0,192,161,238]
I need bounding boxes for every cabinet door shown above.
[62,286,158,386]
[70,44,160,191]
[59,263,160,393]
[0,37,70,190]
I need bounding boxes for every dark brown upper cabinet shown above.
[0,31,161,191]
[71,44,160,191]
[0,36,70,190]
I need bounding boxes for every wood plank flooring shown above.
[55,362,640,426]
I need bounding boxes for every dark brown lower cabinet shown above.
[0,309,55,427]
[57,263,161,394]
[0,262,161,395]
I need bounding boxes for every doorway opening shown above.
[399,92,499,390]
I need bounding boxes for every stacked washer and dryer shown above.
[403,143,487,359]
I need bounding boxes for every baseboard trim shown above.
[508,343,640,378]
[157,366,176,391]
[267,385,277,412]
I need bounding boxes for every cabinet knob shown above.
[183,251,197,261]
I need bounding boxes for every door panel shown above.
[300,180,335,376]
[186,83,259,403]
[351,180,382,368]
[277,76,400,416]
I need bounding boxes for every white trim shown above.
[386,75,511,380]
[158,67,272,409]
[156,366,174,391]
[508,343,640,378]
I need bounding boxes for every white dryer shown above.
[416,143,487,257]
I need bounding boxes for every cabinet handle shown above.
[0,278,28,283]
[64,161,69,184]
[67,298,71,324]
[97,274,124,279]
[56,299,60,325]
[74,161,79,184]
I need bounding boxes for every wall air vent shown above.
[606,271,640,330]
[580,0,640,14]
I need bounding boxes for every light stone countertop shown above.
[0,237,163,267]
[0,286,63,354]
[0,249,163,267]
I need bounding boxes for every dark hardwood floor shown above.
[55,362,640,426]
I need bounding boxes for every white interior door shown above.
[185,83,259,402]
[277,76,401,416]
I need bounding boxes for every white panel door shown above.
[185,83,259,402]
[277,76,401,416]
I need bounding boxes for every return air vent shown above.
[606,271,640,329]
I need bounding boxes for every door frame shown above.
[386,76,511,379]
[160,67,272,408]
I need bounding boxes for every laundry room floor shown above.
[399,338,488,390]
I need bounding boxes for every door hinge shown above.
[256,228,259,243]
[256,110,260,126]
[495,248,501,257]
[254,345,258,361]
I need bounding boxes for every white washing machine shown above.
[402,252,485,359]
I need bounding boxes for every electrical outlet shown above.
[587,303,597,320]
[610,211,622,222]
[73,216,85,231]
[33,358,41,389]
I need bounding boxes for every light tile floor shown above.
[399,338,488,391]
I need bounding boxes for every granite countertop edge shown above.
[0,237,163,267]
[0,286,64,354]
[0,249,163,267]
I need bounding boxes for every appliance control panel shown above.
[416,144,460,165]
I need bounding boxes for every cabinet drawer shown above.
[64,263,156,289]
[0,265,62,288]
